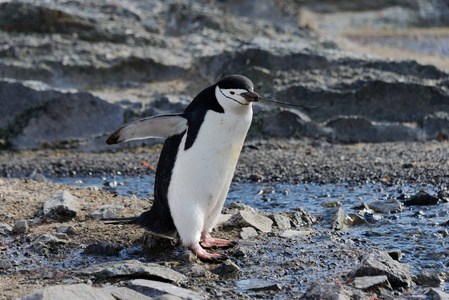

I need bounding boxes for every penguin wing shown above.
[106,114,188,144]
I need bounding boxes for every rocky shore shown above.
[1,0,449,299]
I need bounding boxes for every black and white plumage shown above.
[107,75,260,261]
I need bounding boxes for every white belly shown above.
[168,108,252,245]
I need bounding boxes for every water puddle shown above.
[48,176,449,294]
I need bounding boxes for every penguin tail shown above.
[101,217,139,225]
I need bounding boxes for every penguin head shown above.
[215,75,259,109]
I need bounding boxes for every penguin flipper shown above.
[106,114,187,144]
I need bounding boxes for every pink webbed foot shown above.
[190,243,227,262]
[200,232,237,249]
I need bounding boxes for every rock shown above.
[367,199,403,213]
[56,225,75,235]
[269,214,291,230]
[43,191,80,222]
[290,207,316,228]
[0,223,12,235]
[422,111,449,140]
[259,108,310,137]
[327,207,353,230]
[83,242,123,257]
[238,279,281,292]
[211,260,241,277]
[240,227,258,239]
[21,284,115,300]
[426,288,449,300]
[76,260,186,284]
[127,279,201,299]
[28,172,47,182]
[348,250,413,288]
[178,264,208,278]
[105,287,153,300]
[223,202,259,214]
[403,191,441,206]
[0,260,11,270]
[12,220,28,234]
[280,229,312,238]
[353,275,392,290]
[414,270,445,287]
[0,79,125,150]
[224,210,272,233]
[32,233,68,255]
[91,204,124,219]
[326,116,420,143]
[386,249,402,261]
[303,282,351,300]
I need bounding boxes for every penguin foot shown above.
[200,238,237,249]
[190,243,228,263]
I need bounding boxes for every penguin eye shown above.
[230,91,235,95]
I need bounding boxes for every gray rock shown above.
[225,210,272,232]
[327,207,352,230]
[32,233,68,255]
[91,204,124,219]
[28,172,47,182]
[12,220,28,234]
[240,227,258,239]
[179,264,208,278]
[259,108,310,137]
[348,250,413,288]
[422,111,449,140]
[83,242,123,257]
[368,199,403,213]
[280,229,312,238]
[127,279,201,299]
[75,260,186,284]
[403,191,441,206]
[269,214,291,230]
[327,116,420,143]
[104,287,153,300]
[414,270,445,287]
[56,225,75,235]
[43,191,80,222]
[238,279,281,292]
[303,282,351,300]
[21,284,115,300]
[211,260,241,277]
[386,249,403,261]
[0,79,125,150]
[353,275,392,290]
[0,223,12,235]
[426,288,449,300]
[290,207,316,228]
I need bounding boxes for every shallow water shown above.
[54,175,449,282]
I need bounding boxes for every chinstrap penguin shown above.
[106,75,309,261]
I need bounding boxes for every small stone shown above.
[28,172,47,182]
[211,260,241,277]
[179,264,208,278]
[321,201,341,208]
[43,191,80,222]
[280,229,312,238]
[426,288,449,300]
[414,270,445,287]
[353,275,392,290]
[387,249,402,261]
[240,227,258,239]
[368,199,403,213]
[56,225,75,234]
[76,260,186,284]
[290,207,316,227]
[21,284,115,300]
[224,210,272,232]
[32,233,68,255]
[83,242,124,256]
[232,246,253,258]
[348,250,413,288]
[91,204,124,219]
[12,220,28,234]
[403,191,440,206]
[0,223,12,235]
[327,207,352,230]
[127,279,201,299]
[269,214,291,230]
[246,281,281,292]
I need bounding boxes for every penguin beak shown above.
[240,91,259,103]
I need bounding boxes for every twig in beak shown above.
[259,97,317,109]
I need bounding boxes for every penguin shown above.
[106,75,312,261]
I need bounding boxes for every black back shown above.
[138,75,253,237]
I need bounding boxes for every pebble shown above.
[83,242,123,256]
[280,229,312,238]
[12,220,28,234]
[240,227,258,239]
[211,260,241,277]
[91,204,124,219]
